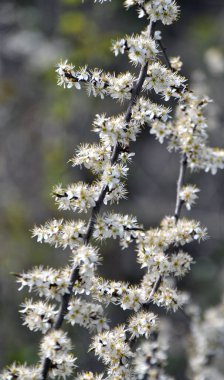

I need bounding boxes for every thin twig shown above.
[145,144,188,305]
[174,153,187,222]
[140,38,188,305]
[158,39,173,71]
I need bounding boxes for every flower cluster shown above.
[16,266,71,300]
[53,182,98,213]
[93,113,141,146]
[65,298,108,332]
[133,337,173,380]
[144,62,186,101]
[180,185,200,210]
[93,212,143,248]
[1,332,76,380]
[40,330,76,379]
[124,0,180,25]
[56,63,137,102]
[153,91,224,174]
[20,299,58,333]
[91,326,134,378]
[32,219,86,249]
[112,31,158,66]
[128,310,158,339]
[0,364,41,380]
[136,217,206,275]
[188,297,224,380]
[71,244,100,293]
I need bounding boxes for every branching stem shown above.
[40,20,155,380]
[135,40,188,314]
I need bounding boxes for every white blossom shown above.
[53,182,98,213]
[144,62,186,100]
[91,326,134,366]
[40,330,76,378]
[65,297,108,332]
[56,60,81,89]
[133,339,173,380]
[16,266,71,300]
[0,363,41,380]
[180,185,200,210]
[20,299,57,333]
[70,143,111,173]
[128,311,158,339]
[32,219,86,249]
[112,32,159,66]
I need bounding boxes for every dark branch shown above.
[158,40,173,71]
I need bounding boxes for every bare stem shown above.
[174,153,187,223]
[158,39,173,71]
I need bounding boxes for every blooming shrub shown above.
[1,0,224,379]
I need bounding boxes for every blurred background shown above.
[0,0,224,378]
